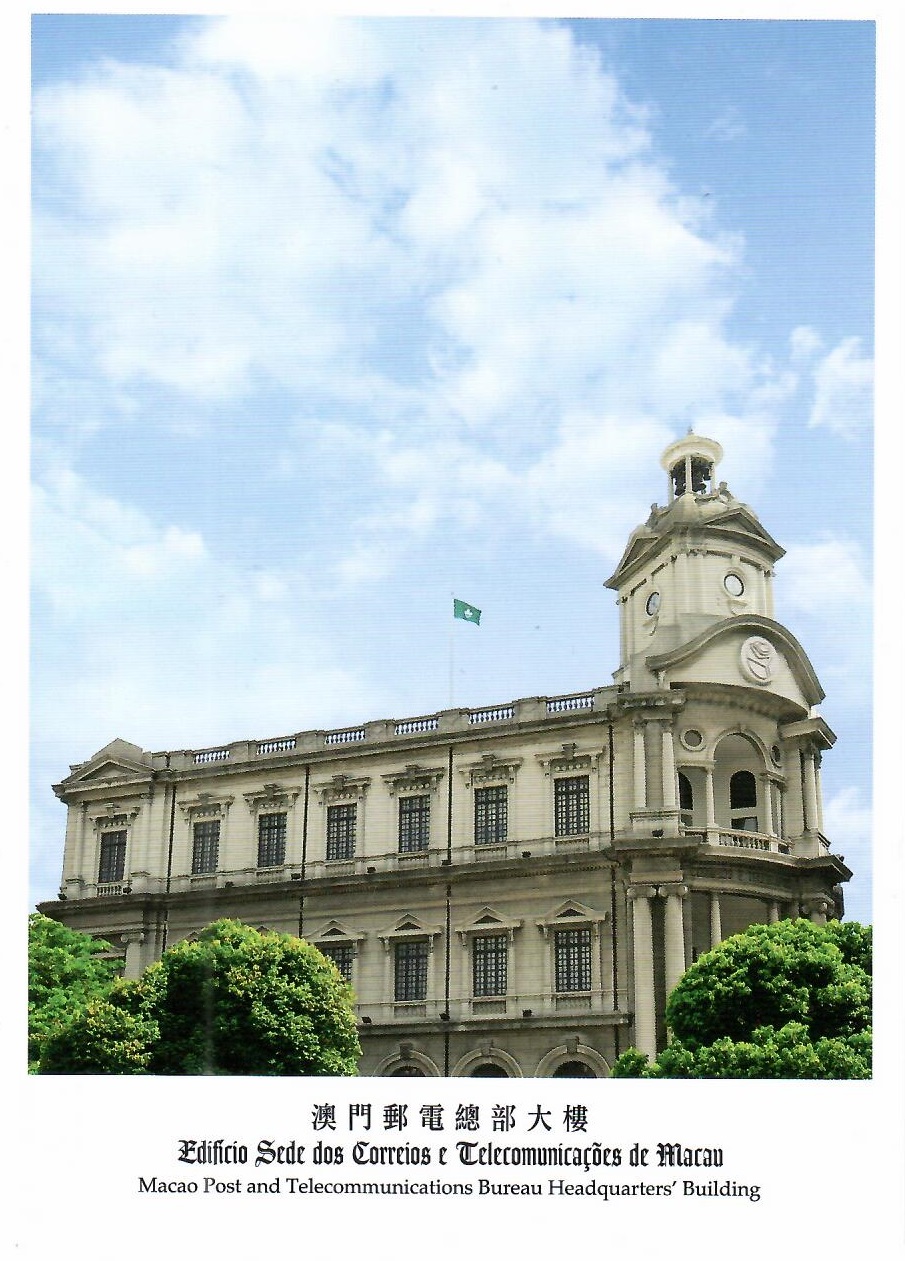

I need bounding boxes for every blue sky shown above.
[30,16,875,921]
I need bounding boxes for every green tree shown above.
[39,987,157,1074]
[612,919,871,1080]
[28,912,122,1071]
[39,919,361,1076]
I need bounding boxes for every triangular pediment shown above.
[454,905,523,941]
[60,739,154,790]
[605,500,784,591]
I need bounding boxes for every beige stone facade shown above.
[39,434,851,1076]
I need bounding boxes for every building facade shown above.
[40,434,851,1076]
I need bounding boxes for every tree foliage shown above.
[28,912,122,1071]
[39,919,361,1076]
[612,919,871,1080]
[39,988,157,1074]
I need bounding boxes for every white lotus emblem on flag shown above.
[453,598,482,625]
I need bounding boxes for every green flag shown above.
[453,598,481,625]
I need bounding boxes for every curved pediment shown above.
[646,615,824,709]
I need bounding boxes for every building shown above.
[39,433,851,1076]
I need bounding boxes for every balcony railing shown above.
[355,989,614,1025]
[683,826,791,856]
[154,688,613,771]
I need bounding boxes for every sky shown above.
[29,15,875,922]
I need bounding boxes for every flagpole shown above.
[449,593,455,708]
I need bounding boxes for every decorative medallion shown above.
[681,728,704,750]
[739,636,776,685]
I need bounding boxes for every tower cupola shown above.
[660,432,724,502]
[606,432,787,690]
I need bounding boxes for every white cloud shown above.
[808,337,873,439]
[790,324,823,362]
[32,18,749,441]
[821,785,872,919]
[780,535,872,612]
[32,466,380,755]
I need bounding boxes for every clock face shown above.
[724,572,744,597]
[645,591,661,616]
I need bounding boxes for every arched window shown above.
[470,1063,509,1077]
[390,1065,425,1077]
[730,771,757,808]
[729,770,758,832]
[551,1061,596,1078]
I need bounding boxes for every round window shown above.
[645,591,661,616]
[724,573,745,597]
[681,729,704,750]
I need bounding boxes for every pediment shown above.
[536,898,608,935]
[646,615,824,709]
[605,501,784,591]
[61,739,153,789]
[308,918,366,945]
[455,905,523,941]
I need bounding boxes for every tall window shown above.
[398,795,430,853]
[327,803,356,861]
[319,942,354,982]
[98,830,126,884]
[257,812,287,868]
[475,785,508,846]
[394,940,429,1001]
[192,819,220,874]
[554,776,590,836]
[473,934,508,997]
[730,770,758,832]
[554,926,592,992]
[678,772,694,827]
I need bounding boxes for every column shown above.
[803,750,820,833]
[759,774,774,836]
[633,723,647,810]
[815,753,825,834]
[805,898,830,927]
[704,766,717,841]
[628,887,657,1061]
[709,892,722,948]
[663,887,687,995]
[661,724,677,811]
[769,901,781,924]
[121,931,146,980]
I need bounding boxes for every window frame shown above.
[472,932,508,998]
[474,783,509,847]
[398,793,430,854]
[553,925,593,993]
[394,939,429,1002]
[326,802,357,861]
[191,818,220,874]
[554,774,590,837]
[97,829,127,884]
[319,941,355,982]
[257,810,287,868]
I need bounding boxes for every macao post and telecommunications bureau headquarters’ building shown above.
[40,433,852,1077]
